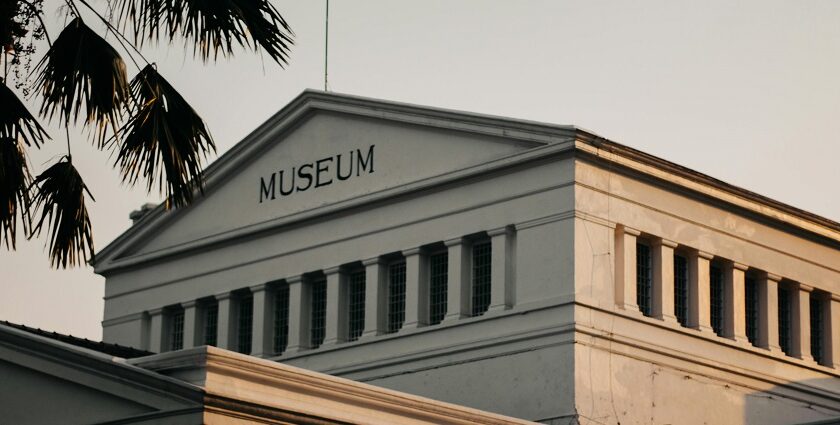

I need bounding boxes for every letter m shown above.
[260,173,276,203]
[356,145,375,176]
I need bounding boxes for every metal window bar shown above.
[429,252,448,325]
[204,302,218,347]
[710,264,724,336]
[388,261,407,333]
[779,287,792,355]
[811,295,824,364]
[310,278,327,349]
[273,284,290,354]
[170,308,185,351]
[745,277,759,347]
[471,241,492,316]
[636,243,652,317]
[674,254,689,327]
[237,294,253,354]
[348,270,366,341]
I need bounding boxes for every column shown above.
[285,275,306,352]
[403,248,426,329]
[687,250,713,332]
[757,272,783,353]
[323,267,345,345]
[148,308,164,353]
[614,225,641,311]
[362,258,386,338]
[443,237,470,322]
[723,262,749,343]
[488,226,515,312]
[791,283,815,361]
[215,292,234,350]
[652,238,678,323]
[250,283,274,357]
[181,300,199,349]
[827,294,840,369]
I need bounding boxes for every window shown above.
[636,242,652,317]
[471,240,492,316]
[674,254,688,326]
[169,307,185,351]
[388,261,407,333]
[204,300,219,347]
[429,252,448,325]
[237,293,253,354]
[745,277,759,347]
[710,264,724,336]
[348,270,366,341]
[811,294,824,364]
[779,286,792,356]
[273,283,290,354]
[310,277,327,348]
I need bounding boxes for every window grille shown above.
[779,287,792,355]
[388,261,407,333]
[710,264,724,336]
[273,284,290,354]
[811,295,824,364]
[310,278,327,348]
[745,277,759,347]
[170,308,185,351]
[348,270,366,341]
[237,294,253,354]
[636,243,652,317]
[204,301,219,347]
[429,252,448,325]
[674,254,688,326]
[471,241,492,316]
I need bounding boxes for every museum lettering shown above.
[259,145,375,203]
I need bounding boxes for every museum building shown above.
[90,91,840,424]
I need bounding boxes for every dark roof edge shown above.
[0,320,153,358]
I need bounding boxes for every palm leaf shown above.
[112,0,294,65]
[114,64,215,209]
[0,82,50,147]
[0,137,33,249]
[34,17,130,147]
[30,157,95,268]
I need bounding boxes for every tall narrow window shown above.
[237,293,253,354]
[348,270,366,341]
[204,301,219,347]
[636,242,652,317]
[811,294,824,364]
[745,277,759,347]
[779,286,792,356]
[471,240,492,316]
[388,261,407,333]
[674,254,688,326]
[429,252,448,325]
[170,307,185,351]
[710,264,724,336]
[310,278,327,349]
[273,284,290,354]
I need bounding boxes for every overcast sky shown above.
[2,1,839,340]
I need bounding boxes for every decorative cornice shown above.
[732,262,749,272]
[286,275,304,284]
[361,257,383,267]
[443,237,465,247]
[616,224,641,237]
[401,247,423,257]
[798,283,815,293]
[653,238,679,249]
[323,266,342,276]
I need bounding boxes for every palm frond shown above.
[30,157,95,268]
[34,17,130,147]
[0,82,50,147]
[0,137,33,249]
[112,0,294,65]
[114,65,215,209]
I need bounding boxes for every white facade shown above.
[93,91,840,424]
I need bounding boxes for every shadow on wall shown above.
[744,378,840,425]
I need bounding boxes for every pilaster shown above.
[687,250,714,333]
[323,267,345,346]
[758,272,783,353]
[402,247,426,330]
[652,238,679,324]
[614,225,641,312]
[362,258,386,338]
[285,276,306,353]
[443,237,470,322]
[214,292,234,350]
[181,300,199,349]
[147,307,164,353]
[723,262,749,344]
[828,294,840,369]
[249,283,274,357]
[488,226,515,312]
[791,283,815,362]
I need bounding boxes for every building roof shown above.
[0,320,153,358]
[91,90,840,273]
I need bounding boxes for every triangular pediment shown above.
[95,91,578,271]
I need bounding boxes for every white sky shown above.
[2,1,839,340]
